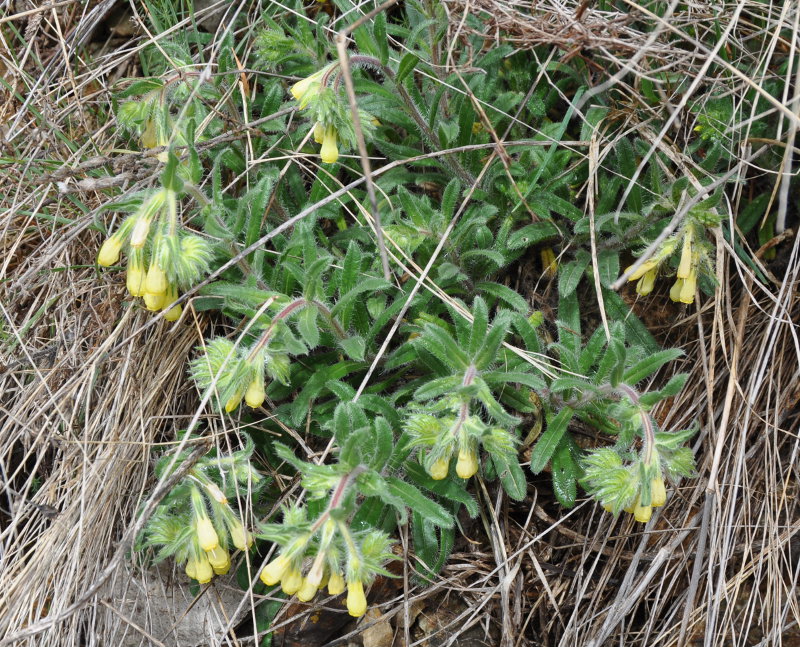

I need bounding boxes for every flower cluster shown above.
[259,495,394,617]
[406,407,517,481]
[97,188,212,320]
[626,216,716,303]
[288,63,377,165]
[586,449,669,523]
[141,448,261,585]
[184,484,255,583]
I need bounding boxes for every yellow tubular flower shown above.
[290,78,316,101]
[541,247,557,276]
[296,577,318,602]
[327,572,346,595]
[229,521,251,551]
[162,284,182,322]
[678,269,696,304]
[141,119,157,149]
[346,579,368,617]
[143,291,165,311]
[195,554,214,584]
[145,262,168,296]
[633,502,652,523]
[313,122,325,144]
[636,268,657,296]
[281,568,303,595]
[196,517,220,551]
[601,502,613,513]
[455,449,479,479]
[185,559,198,580]
[126,258,146,297]
[428,457,449,480]
[651,477,667,507]
[260,555,290,587]
[626,260,659,282]
[677,231,693,279]
[669,279,684,303]
[320,126,339,164]
[244,379,265,409]
[206,546,230,572]
[97,235,123,267]
[225,391,243,413]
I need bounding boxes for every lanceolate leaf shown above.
[530,407,573,474]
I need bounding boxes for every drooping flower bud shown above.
[260,555,290,587]
[206,546,230,575]
[669,279,684,303]
[145,262,168,296]
[296,577,318,602]
[650,477,667,507]
[225,391,243,413]
[126,256,146,297]
[428,457,449,480]
[320,126,339,164]
[456,449,479,479]
[327,571,346,595]
[346,579,368,617]
[677,231,693,279]
[98,235,123,267]
[313,122,325,144]
[162,283,182,321]
[636,268,657,296]
[633,500,652,523]
[195,555,214,584]
[244,378,265,409]
[678,269,696,304]
[281,568,303,595]
[626,260,659,282]
[290,70,324,101]
[229,521,252,551]
[143,290,165,311]
[196,517,220,551]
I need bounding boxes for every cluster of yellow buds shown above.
[625,239,678,297]
[258,493,393,618]
[604,475,667,523]
[184,485,254,584]
[669,227,697,304]
[408,410,516,482]
[288,66,342,164]
[626,220,713,303]
[428,445,479,480]
[97,189,211,321]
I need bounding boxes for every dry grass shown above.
[1,1,798,646]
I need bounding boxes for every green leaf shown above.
[623,349,684,385]
[529,407,573,474]
[160,152,184,192]
[492,453,527,500]
[476,281,529,312]
[596,250,619,287]
[297,306,320,348]
[506,222,560,250]
[373,12,389,65]
[440,178,461,221]
[558,257,589,298]
[396,53,419,84]
[339,336,366,361]
[412,511,454,582]
[551,440,578,507]
[386,477,454,528]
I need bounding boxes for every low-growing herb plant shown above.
[102,0,717,624]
